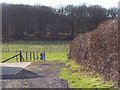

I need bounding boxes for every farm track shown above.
[2,61,69,88]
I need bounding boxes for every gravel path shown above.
[2,61,69,88]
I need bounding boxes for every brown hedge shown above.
[68,18,119,84]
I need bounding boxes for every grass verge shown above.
[59,60,116,88]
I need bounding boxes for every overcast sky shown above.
[1,0,120,9]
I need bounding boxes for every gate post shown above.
[20,51,22,62]
[37,52,38,60]
[30,52,31,60]
[44,53,45,61]
[33,52,35,60]
[26,51,27,61]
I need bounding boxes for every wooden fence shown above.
[2,51,45,63]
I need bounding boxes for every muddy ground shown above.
[2,61,69,88]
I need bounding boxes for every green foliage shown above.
[59,60,115,88]
[3,3,115,40]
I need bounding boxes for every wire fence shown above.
[2,41,70,53]
[2,41,70,62]
[2,47,69,53]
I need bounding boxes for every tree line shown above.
[2,3,119,40]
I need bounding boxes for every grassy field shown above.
[2,40,70,63]
[2,41,70,53]
[2,52,68,62]
[2,40,115,88]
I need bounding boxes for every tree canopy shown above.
[2,3,119,40]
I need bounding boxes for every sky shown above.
[1,0,120,9]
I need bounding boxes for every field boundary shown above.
[2,51,24,63]
[2,51,46,63]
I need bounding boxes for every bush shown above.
[68,18,119,85]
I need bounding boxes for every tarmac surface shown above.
[2,61,69,88]
[0,62,31,75]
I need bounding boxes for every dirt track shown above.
[2,61,69,88]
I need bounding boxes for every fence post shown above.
[30,52,31,60]
[8,48,9,52]
[34,52,35,60]
[20,51,22,62]
[33,52,35,60]
[26,51,27,61]
[37,52,38,60]
[44,53,45,61]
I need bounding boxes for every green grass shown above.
[2,40,70,63]
[2,41,117,88]
[2,40,70,53]
[59,60,115,88]
[2,52,68,63]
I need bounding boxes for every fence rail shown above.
[2,51,24,63]
[2,51,45,63]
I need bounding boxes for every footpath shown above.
[2,61,69,88]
